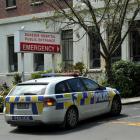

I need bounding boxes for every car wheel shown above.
[65,107,78,129]
[110,96,122,116]
[0,107,3,112]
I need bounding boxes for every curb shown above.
[122,101,140,105]
[121,98,140,105]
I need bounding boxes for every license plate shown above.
[12,116,33,121]
[17,103,29,109]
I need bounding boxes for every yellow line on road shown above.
[128,123,140,126]
[111,121,140,127]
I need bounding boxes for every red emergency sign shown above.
[20,42,60,53]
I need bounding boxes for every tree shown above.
[43,0,140,83]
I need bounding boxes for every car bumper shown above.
[4,107,67,126]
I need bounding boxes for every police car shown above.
[4,76,122,128]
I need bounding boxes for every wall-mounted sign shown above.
[15,30,61,53]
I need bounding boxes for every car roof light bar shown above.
[41,72,80,77]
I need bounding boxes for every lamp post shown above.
[21,52,25,82]
[21,26,25,82]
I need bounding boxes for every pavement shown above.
[121,96,140,105]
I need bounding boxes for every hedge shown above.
[112,60,140,98]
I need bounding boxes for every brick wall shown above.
[0,0,72,19]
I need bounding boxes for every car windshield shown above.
[9,84,47,96]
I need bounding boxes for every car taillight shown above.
[43,98,56,107]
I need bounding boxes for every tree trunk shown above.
[105,57,113,85]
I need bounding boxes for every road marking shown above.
[111,121,140,127]
[128,115,140,119]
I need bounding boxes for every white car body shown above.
[4,76,121,127]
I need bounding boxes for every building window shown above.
[34,54,44,71]
[8,36,18,72]
[107,24,121,63]
[89,27,101,69]
[6,0,16,7]
[130,20,140,62]
[62,30,73,70]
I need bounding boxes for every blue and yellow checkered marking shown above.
[15,97,20,102]
[56,102,64,110]
[55,92,96,110]
[5,90,114,113]
[5,96,44,103]
[5,96,45,114]
[5,103,10,114]
[55,91,112,110]
[10,103,14,114]
[5,97,10,102]
[26,97,31,102]
[56,95,65,109]
[38,96,44,102]
[32,103,38,115]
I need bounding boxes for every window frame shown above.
[6,0,16,8]
[106,23,122,64]
[7,36,18,72]
[33,54,44,71]
[129,21,140,62]
[88,26,101,69]
[61,29,73,70]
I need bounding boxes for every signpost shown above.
[15,30,61,81]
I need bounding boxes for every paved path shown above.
[121,97,140,105]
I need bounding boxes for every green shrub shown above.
[0,95,4,111]
[99,76,110,87]
[133,64,140,95]
[31,70,52,79]
[12,73,22,85]
[0,83,11,111]
[0,82,11,97]
[74,62,85,75]
[31,73,42,79]
[31,64,86,79]
[112,60,140,98]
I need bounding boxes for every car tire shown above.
[0,107,3,113]
[65,107,78,129]
[110,96,122,116]
[17,125,28,130]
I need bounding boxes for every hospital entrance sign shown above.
[15,30,61,53]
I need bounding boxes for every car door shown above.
[67,78,91,119]
[55,81,71,110]
[81,78,109,115]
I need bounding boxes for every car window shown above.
[82,78,99,91]
[9,85,46,96]
[55,81,69,94]
[67,78,85,92]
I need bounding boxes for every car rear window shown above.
[9,85,47,96]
